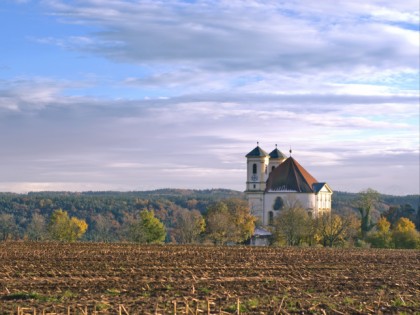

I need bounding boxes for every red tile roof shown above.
[265,157,318,193]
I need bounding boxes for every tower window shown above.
[252,163,257,174]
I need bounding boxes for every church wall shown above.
[314,191,332,216]
[263,192,315,224]
[247,193,265,225]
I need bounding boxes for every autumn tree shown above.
[392,217,419,249]
[383,204,417,226]
[172,209,205,244]
[315,213,358,247]
[367,217,393,248]
[205,199,255,245]
[272,202,311,246]
[224,198,256,242]
[48,209,88,242]
[129,209,166,244]
[355,188,379,238]
[205,202,231,244]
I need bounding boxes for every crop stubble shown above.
[0,242,419,314]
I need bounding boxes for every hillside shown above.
[0,189,418,241]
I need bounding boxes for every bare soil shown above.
[0,242,419,314]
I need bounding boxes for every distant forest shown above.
[0,189,418,242]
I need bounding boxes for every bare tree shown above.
[315,213,359,247]
[273,202,311,246]
[172,209,205,244]
[88,214,119,242]
[205,199,255,245]
[0,213,18,241]
[26,213,47,241]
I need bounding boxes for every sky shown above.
[0,0,419,195]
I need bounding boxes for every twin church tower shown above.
[245,144,332,226]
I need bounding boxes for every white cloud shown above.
[0,0,418,194]
[39,0,418,75]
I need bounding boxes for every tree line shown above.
[0,189,418,248]
[0,198,255,245]
[270,190,419,249]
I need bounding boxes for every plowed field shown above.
[0,242,419,314]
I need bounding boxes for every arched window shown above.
[268,211,274,225]
[273,197,284,211]
[252,163,257,174]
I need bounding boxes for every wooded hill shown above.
[0,189,418,241]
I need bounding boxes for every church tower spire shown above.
[268,144,287,174]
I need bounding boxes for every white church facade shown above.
[245,144,332,226]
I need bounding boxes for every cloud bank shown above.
[0,0,418,194]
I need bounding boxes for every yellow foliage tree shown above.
[393,217,416,233]
[48,209,88,242]
[377,217,391,233]
[69,217,88,241]
[367,217,393,248]
[392,217,419,249]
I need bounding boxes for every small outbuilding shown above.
[250,227,272,246]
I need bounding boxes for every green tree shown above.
[272,202,311,246]
[48,209,88,242]
[392,217,420,249]
[129,209,166,244]
[355,188,379,239]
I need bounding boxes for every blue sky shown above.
[0,0,419,195]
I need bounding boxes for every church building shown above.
[245,144,332,226]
